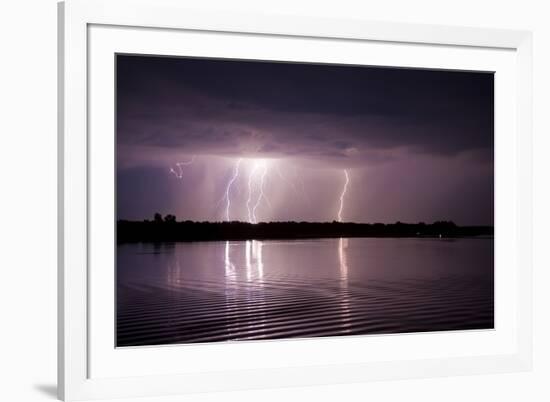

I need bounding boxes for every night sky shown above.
[116,54,494,225]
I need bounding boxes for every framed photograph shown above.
[58,0,533,400]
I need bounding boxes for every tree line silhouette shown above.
[116,213,493,243]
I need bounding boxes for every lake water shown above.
[117,237,493,346]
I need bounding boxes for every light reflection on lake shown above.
[117,237,493,346]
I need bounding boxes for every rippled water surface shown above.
[117,237,493,346]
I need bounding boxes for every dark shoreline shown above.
[117,220,493,244]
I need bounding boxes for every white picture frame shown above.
[58,0,533,400]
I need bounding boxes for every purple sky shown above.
[116,55,494,225]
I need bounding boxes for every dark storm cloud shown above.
[117,55,493,167]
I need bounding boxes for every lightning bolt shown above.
[337,169,350,222]
[252,164,268,224]
[172,156,275,223]
[246,164,259,223]
[169,156,195,179]
[224,158,242,221]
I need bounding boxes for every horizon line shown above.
[117,219,493,227]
